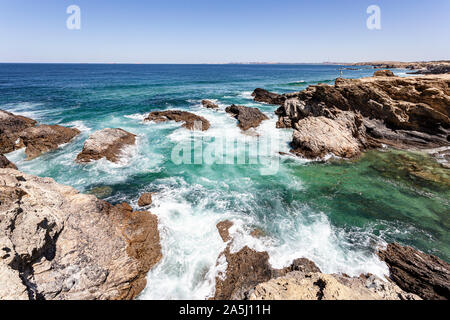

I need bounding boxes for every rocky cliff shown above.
[255,73,450,160]
[0,169,162,300]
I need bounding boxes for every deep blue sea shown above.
[1,64,448,299]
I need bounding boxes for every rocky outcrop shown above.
[225,105,269,131]
[19,125,80,160]
[373,70,395,77]
[76,128,136,163]
[138,193,153,207]
[248,272,419,300]
[0,154,17,169]
[352,61,450,73]
[145,110,210,131]
[252,88,286,105]
[270,73,450,159]
[411,65,450,75]
[201,100,219,109]
[378,243,450,300]
[0,168,162,300]
[0,110,37,154]
[290,111,368,159]
[212,222,417,300]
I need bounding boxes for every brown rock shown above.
[76,128,136,163]
[19,125,80,160]
[252,88,286,105]
[138,193,153,207]
[290,111,367,159]
[250,228,265,239]
[0,168,162,300]
[0,154,17,169]
[216,220,233,242]
[0,110,37,154]
[378,243,450,300]
[145,110,210,131]
[373,70,395,77]
[201,100,219,109]
[225,105,269,131]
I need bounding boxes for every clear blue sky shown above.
[1,0,449,63]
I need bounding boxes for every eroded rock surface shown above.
[252,88,286,105]
[225,105,268,131]
[145,110,210,131]
[0,168,162,300]
[270,73,450,159]
[378,243,450,300]
[0,154,17,169]
[19,125,80,160]
[76,128,136,163]
[138,193,153,207]
[0,110,37,154]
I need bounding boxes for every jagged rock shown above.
[0,110,37,154]
[0,154,17,169]
[145,110,210,131]
[225,105,268,131]
[0,168,162,300]
[248,272,420,300]
[374,70,395,77]
[19,125,80,160]
[378,243,450,300]
[76,128,136,163]
[291,111,368,159]
[138,193,153,207]
[252,88,286,105]
[201,100,219,109]
[216,220,233,242]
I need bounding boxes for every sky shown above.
[0,0,449,63]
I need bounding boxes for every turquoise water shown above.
[1,64,448,299]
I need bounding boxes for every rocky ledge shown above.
[76,128,136,163]
[212,221,419,300]
[0,169,162,300]
[0,110,37,154]
[145,110,210,131]
[379,243,450,300]
[19,125,80,160]
[225,105,269,131]
[258,73,449,159]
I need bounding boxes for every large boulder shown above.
[76,128,136,163]
[225,105,268,131]
[145,110,210,131]
[0,168,162,300]
[0,154,17,169]
[291,111,367,159]
[19,125,80,160]
[373,70,395,77]
[378,243,450,300]
[252,88,286,105]
[0,110,37,154]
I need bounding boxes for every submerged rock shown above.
[252,88,286,105]
[138,193,153,207]
[0,110,37,154]
[19,125,80,160]
[216,220,234,242]
[145,110,210,131]
[0,154,17,169]
[201,100,219,109]
[87,186,114,199]
[225,105,268,131]
[378,243,450,300]
[0,168,162,300]
[76,128,136,163]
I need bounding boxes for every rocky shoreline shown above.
[0,68,449,300]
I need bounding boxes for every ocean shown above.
[1,63,448,299]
